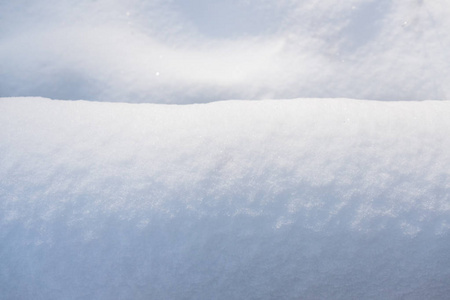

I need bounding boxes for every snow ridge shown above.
[1,97,450,299]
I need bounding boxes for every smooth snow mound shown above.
[1,1,450,103]
[1,97,450,299]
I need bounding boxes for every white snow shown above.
[1,0,450,298]
[1,97,450,299]
[1,0,450,103]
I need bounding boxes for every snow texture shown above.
[1,97,450,299]
[1,0,450,298]
[1,0,450,103]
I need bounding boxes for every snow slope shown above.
[1,97,450,299]
[1,0,450,103]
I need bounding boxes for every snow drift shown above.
[1,0,450,103]
[1,97,450,299]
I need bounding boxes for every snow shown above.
[1,0,450,298]
[1,97,450,299]
[1,0,450,103]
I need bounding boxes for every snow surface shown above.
[2,0,450,298]
[1,0,450,103]
[1,97,450,299]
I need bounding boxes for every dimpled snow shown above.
[1,97,450,299]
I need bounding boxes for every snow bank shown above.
[1,97,450,299]
[1,0,450,103]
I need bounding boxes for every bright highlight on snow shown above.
[1,97,450,299]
